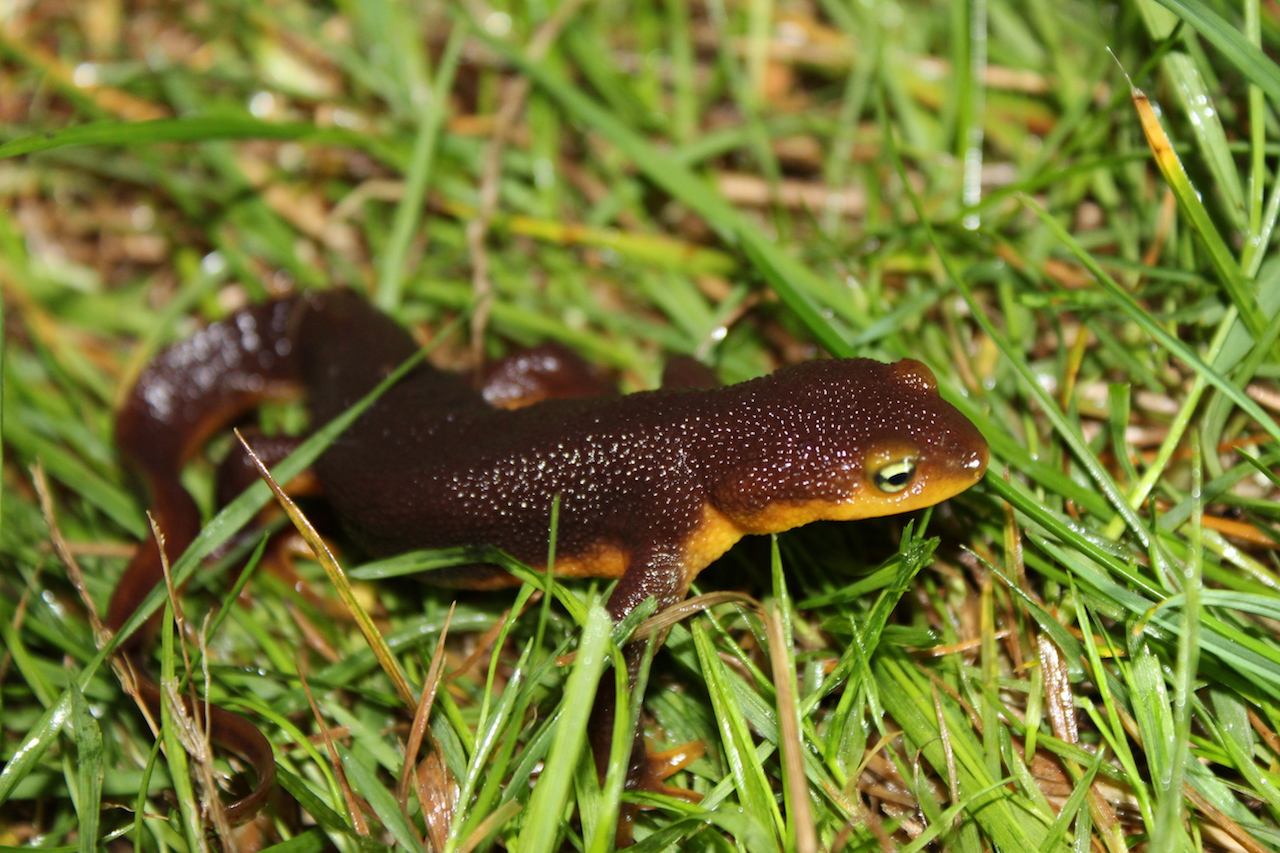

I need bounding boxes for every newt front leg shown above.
[591,547,704,844]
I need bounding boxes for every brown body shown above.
[108,289,989,829]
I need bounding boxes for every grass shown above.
[2,0,1280,850]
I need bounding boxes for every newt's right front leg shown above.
[590,547,710,844]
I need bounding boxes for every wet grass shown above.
[3,1,1280,850]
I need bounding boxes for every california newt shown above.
[108,288,988,831]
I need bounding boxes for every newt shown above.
[107,288,989,833]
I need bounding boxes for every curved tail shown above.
[108,296,307,822]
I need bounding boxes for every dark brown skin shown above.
[108,289,989,832]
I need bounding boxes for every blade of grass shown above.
[517,601,611,851]
[68,682,104,853]
[157,601,204,851]
[765,602,815,853]
[1154,0,1280,110]
[1035,747,1109,853]
[0,117,380,161]
[1150,439,1202,847]
[692,620,783,852]
[237,430,414,707]
[1128,82,1264,340]
[374,24,466,311]
[339,745,428,853]
[1136,0,1246,229]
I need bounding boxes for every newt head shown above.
[705,357,989,535]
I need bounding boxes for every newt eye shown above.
[872,457,916,493]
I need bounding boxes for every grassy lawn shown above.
[3,0,1280,850]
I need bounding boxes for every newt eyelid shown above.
[108,288,989,838]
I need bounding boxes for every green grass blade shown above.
[692,621,783,852]
[1154,0,1280,109]
[339,746,428,853]
[1128,83,1264,340]
[0,117,374,160]
[68,682,104,853]
[518,601,612,851]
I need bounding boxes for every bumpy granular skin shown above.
[109,288,989,827]
[290,291,987,612]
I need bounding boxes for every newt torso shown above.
[276,291,989,605]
